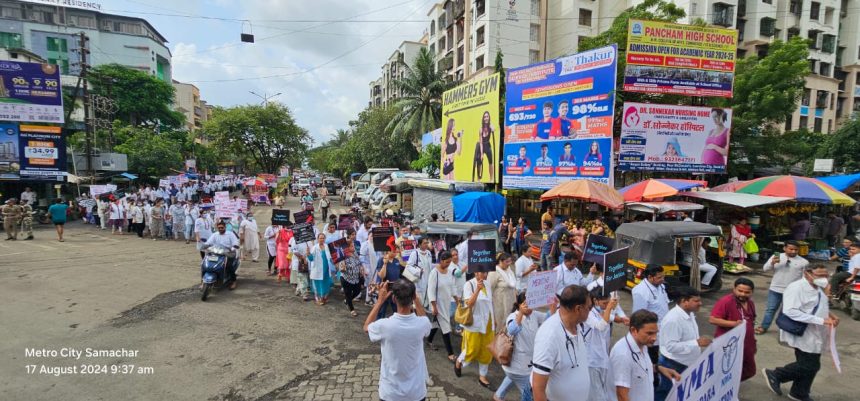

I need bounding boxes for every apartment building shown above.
[173,80,212,132]
[368,37,426,108]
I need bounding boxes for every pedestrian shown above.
[309,233,335,305]
[632,265,670,366]
[514,250,539,293]
[554,250,597,296]
[170,201,185,241]
[338,241,363,317]
[489,252,517,333]
[691,237,718,288]
[531,285,592,401]
[47,198,68,242]
[829,237,853,274]
[550,220,571,266]
[194,208,214,259]
[130,201,145,238]
[728,217,752,266]
[450,248,468,335]
[654,286,711,401]
[20,199,34,240]
[20,187,35,205]
[610,310,680,401]
[493,292,545,401]
[375,249,404,318]
[184,201,198,244]
[426,250,458,361]
[763,264,839,401]
[364,279,432,401]
[499,215,513,254]
[825,212,845,247]
[584,288,621,401]
[406,237,434,304]
[791,214,811,241]
[264,224,279,276]
[97,197,108,230]
[757,241,808,334]
[318,189,330,220]
[541,205,555,227]
[150,199,165,240]
[512,217,533,257]
[1,198,22,240]
[454,268,494,388]
[289,232,313,301]
[239,212,261,262]
[275,223,293,283]
[359,230,379,306]
[538,220,554,270]
[709,277,757,381]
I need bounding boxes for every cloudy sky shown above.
[99,0,432,145]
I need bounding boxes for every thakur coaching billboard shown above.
[0,60,64,123]
[624,20,737,98]
[503,45,617,189]
[618,102,732,173]
[440,73,501,183]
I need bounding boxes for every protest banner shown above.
[467,239,496,273]
[583,234,615,264]
[0,60,64,123]
[666,323,745,401]
[337,214,354,230]
[602,247,630,295]
[294,210,314,225]
[213,191,230,204]
[526,271,557,309]
[158,179,169,188]
[250,193,270,205]
[89,184,117,197]
[371,227,396,252]
[292,222,315,244]
[440,72,501,183]
[271,209,291,226]
[328,238,349,264]
[237,199,248,212]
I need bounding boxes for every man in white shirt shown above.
[554,252,597,296]
[763,264,839,401]
[611,310,681,401]
[655,287,712,401]
[364,280,431,401]
[195,208,214,259]
[204,221,241,289]
[531,285,592,401]
[360,238,379,305]
[758,241,808,334]
[20,187,35,205]
[406,237,434,302]
[239,213,261,262]
[631,265,671,364]
[357,218,374,246]
[514,253,539,293]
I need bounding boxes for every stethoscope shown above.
[645,280,666,300]
[624,335,651,378]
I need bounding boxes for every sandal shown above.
[755,327,767,335]
[350,311,358,317]
[453,360,462,377]
[447,355,456,363]
[478,378,491,389]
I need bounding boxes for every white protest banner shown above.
[830,326,841,374]
[158,179,169,188]
[89,184,117,197]
[213,191,230,204]
[237,199,248,212]
[666,322,745,401]
[526,271,557,309]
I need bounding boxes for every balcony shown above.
[822,34,836,53]
[789,0,802,16]
[194,106,205,118]
[737,0,746,19]
[439,55,454,71]
[760,17,776,37]
[454,0,465,18]
[712,4,734,27]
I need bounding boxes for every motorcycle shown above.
[830,270,860,320]
[200,245,240,301]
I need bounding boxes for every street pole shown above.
[78,31,93,182]
[249,91,281,106]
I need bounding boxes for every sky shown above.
[97,0,433,145]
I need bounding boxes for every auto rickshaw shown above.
[615,222,725,293]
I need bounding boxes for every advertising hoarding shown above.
[440,73,501,183]
[18,124,65,181]
[0,60,64,123]
[503,45,617,189]
[0,123,19,180]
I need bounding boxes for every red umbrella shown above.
[618,179,707,202]
[540,180,624,209]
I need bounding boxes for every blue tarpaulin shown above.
[120,172,138,180]
[452,192,505,224]
[818,172,860,191]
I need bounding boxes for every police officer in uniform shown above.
[20,198,34,240]
[2,198,23,240]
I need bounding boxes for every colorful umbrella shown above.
[618,179,707,202]
[540,180,624,208]
[244,178,266,187]
[731,175,855,205]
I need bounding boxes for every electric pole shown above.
[249,91,281,106]
[78,31,93,181]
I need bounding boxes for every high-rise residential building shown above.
[368,37,426,108]
[173,80,210,132]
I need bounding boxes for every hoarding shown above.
[440,73,501,183]
[618,102,732,173]
[624,19,737,98]
[0,60,64,123]
[18,125,65,181]
[503,45,617,189]
[0,123,19,180]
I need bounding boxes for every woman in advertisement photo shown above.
[583,140,603,164]
[701,108,730,165]
[442,118,462,180]
[472,111,496,182]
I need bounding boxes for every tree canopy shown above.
[89,64,185,128]
[387,46,455,146]
[818,117,860,172]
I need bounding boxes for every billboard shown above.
[624,19,737,98]
[0,123,19,180]
[0,60,64,123]
[502,45,617,189]
[440,73,501,183]
[618,102,732,173]
[18,125,66,181]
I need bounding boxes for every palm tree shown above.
[386,47,454,147]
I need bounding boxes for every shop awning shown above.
[683,191,791,208]
[120,172,138,180]
[817,172,860,191]
[626,201,704,214]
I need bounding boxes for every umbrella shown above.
[540,180,624,208]
[244,178,266,187]
[732,175,855,205]
[710,181,747,193]
[618,178,707,201]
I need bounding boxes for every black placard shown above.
[292,222,316,244]
[327,237,349,264]
[602,247,630,295]
[271,209,291,226]
[371,227,396,252]
[293,210,314,225]
[337,214,354,230]
[583,234,615,264]
[468,239,496,273]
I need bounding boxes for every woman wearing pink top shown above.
[701,108,730,165]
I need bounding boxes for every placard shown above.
[468,239,496,273]
[327,237,349,264]
[337,214,354,230]
[371,227,396,252]
[602,247,630,295]
[292,222,315,244]
[89,184,117,197]
[583,234,615,264]
[271,209,291,226]
[526,270,557,309]
[666,323,745,401]
[294,210,314,225]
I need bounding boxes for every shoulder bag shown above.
[776,292,821,336]
[454,282,475,326]
[488,324,515,366]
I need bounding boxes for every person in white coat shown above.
[264,224,279,275]
[290,233,314,301]
[406,237,434,304]
[359,237,379,305]
[309,233,336,305]
[427,250,458,361]
[239,213,261,262]
[584,288,624,401]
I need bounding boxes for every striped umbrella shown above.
[618,179,707,202]
[732,175,855,205]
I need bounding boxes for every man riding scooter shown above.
[204,221,241,289]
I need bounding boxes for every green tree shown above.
[411,143,441,177]
[818,117,860,172]
[386,47,455,146]
[203,103,311,174]
[351,106,417,170]
[89,64,185,128]
[114,126,183,179]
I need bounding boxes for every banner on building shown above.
[624,20,737,98]
[440,73,501,183]
[0,60,64,123]
[18,125,65,181]
[0,123,19,180]
[666,323,746,401]
[503,45,617,189]
[618,102,732,173]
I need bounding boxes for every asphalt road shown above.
[0,196,857,401]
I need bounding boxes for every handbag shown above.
[454,282,475,326]
[776,292,820,336]
[488,325,515,366]
[743,238,759,254]
[297,256,309,273]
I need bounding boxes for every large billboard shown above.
[502,45,617,189]
[0,123,19,180]
[440,73,501,183]
[0,60,64,123]
[624,19,737,98]
[618,102,732,173]
[18,125,66,181]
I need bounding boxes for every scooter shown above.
[200,245,240,301]
[831,275,860,320]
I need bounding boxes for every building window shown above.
[822,34,836,53]
[827,119,833,133]
[785,114,793,131]
[692,2,698,15]
[762,0,772,4]
[1,5,22,19]
[824,7,834,25]
[0,32,22,48]
[813,117,823,133]
[712,4,734,27]
[476,54,484,70]
[760,17,775,37]
[457,45,464,67]
[429,43,435,55]
[530,24,540,42]
[808,30,820,49]
[819,62,831,77]
[801,88,811,106]
[810,2,820,20]
[531,0,540,16]
[476,0,485,17]
[438,38,445,53]
[529,50,540,64]
[816,90,828,108]
[68,14,96,28]
[808,59,817,73]
[799,115,809,129]
[789,0,801,15]
[476,26,485,46]
[430,20,435,36]
[579,9,592,26]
